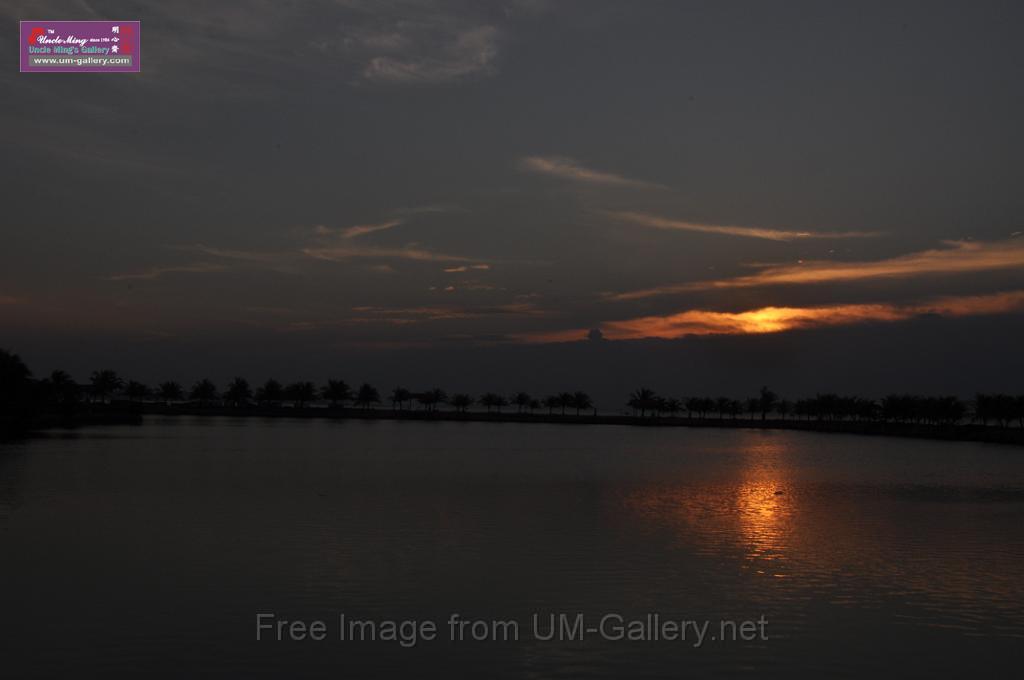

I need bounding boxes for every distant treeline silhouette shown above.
[3,349,1024,435]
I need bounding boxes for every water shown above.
[2,416,1023,677]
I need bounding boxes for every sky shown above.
[3,0,1024,405]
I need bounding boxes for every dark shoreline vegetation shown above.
[2,349,1024,445]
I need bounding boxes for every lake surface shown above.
[2,417,1023,678]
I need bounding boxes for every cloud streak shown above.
[336,220,403,239]
[612,239,1024,300]
[105,263,227,281]
[361,25,499,84]
[522,290,1024,343]
[349,302,542,325]
[443,264,491,273]
[608,210,880,241]
[521,156,667,190]
[302,244,478,263]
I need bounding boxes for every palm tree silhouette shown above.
[125,380,150,403]
[572,391,592,416]
[355,383,380,410]
[450,393,473,413]
[557,392,574,416]
[513,392,531,414]
[224,377,252,407]
[190,379,219,408]
[480,393,500,413]
[286,382,316,408]
[745,397,759,420]
[416,388,447,412]
[90,369,123,404]
[628,388,657,417]
[48,370,79,406]
[256,379,284,406]
[158,381,184,404]
[0,350,31,401]
[389,387,411,411]
[543,395,560,414]
[323,379,352,407]
[428,388,447,412]
[758,386,778,421]
[664,397,682,418]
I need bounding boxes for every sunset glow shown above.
[522,291,1024,343]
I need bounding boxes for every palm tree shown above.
[663,397,682,418]
[758,386,777,421]
[558,392,574,416]
[388,387,411,411]
[355,383,380,410]
[543,395,560,414]
[158,381,184,404]
[528,398,541,414]
[715,396,732,420]
[416,388,446,412]
[190,379,219,408]
[256,379,284,406]
[450,393,473,413]
[90,369,123,403]
[286,381,317,408]
[628,388,657,417]
[125,380,150,403]
[48,370,79,406]
[323,379,352,407]
[0,350,32,402]
[224,377,252,407]
[480,393,500,413]
[428,388,447,412]
[684,397,702,419]
[513,392,531,414]
[572,391,592,416]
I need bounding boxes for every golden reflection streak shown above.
[621,437,795,574]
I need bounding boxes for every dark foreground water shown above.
[2,417,1023,678]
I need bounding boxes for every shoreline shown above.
[14,404,1023,447]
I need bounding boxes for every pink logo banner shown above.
[21,21,140,73]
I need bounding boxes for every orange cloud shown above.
[608,210,880,241]
[521,290,1024,343]
[612,239,1024,300]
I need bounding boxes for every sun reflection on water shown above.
[622,437,799,576]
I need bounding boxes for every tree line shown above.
[3,349,1024,429]
[626,386,1024,428]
